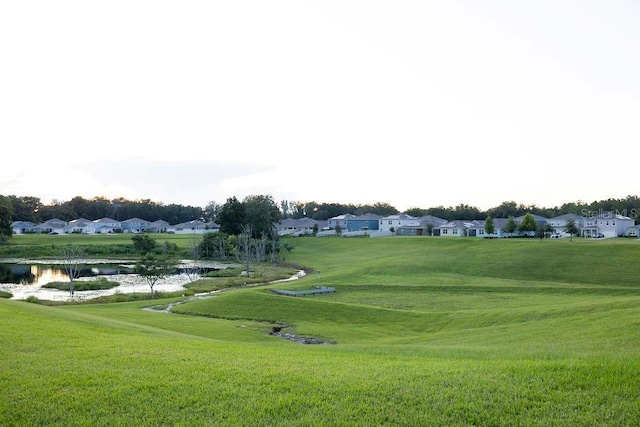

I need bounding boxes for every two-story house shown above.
[547,213,584,237]
[327,214,356,230]
[379,213,418,233]
[93,217,121,234]
[121,217,151,233]
[581,212,634,238]
[65,218,95,234]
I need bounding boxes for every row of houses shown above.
[11,217,220,235]
[280,211,640,239]
[11,211,639,239]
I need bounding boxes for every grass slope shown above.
[2,237,640,425]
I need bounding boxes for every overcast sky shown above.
[1,1,639,211]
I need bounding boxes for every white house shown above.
[11,221,34,234]
[172,220,220,234]
[65,218,95,234]
[378,213,417,233]
[149,219,170,233]
[581,212,634,238]
[468,218,509,238]
[93,217,121,234]
[394,215,446,236]
[121,218,151,233]
[277,218,327,236]
[547,213,584,237]
[627,224,640,238]
[32,218,67,234]
[434,220,479,237]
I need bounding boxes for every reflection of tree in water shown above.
[0,264,14,283]
[0,264,35,284]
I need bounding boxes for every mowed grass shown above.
[2,236,640,425]
[0,233,199,258]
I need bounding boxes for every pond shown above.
[0,258,234,302]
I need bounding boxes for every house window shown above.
[389,221,392,225]
[479,229,484,234]
[442,229,448,234]
[453,229,458,235]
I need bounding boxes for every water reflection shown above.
[26,265,70,286]
[0,264,136,286]
[0,260,235,302]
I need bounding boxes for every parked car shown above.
[550,233,561,238]
[593,233,605,238]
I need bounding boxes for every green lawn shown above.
[1,236,639,425]
[0,232,199,258]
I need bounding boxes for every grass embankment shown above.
[1,237,639,425]
[42,278,120,292]
[185,266,299,293]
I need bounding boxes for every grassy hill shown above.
[1,236,639,425]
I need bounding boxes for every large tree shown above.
[0,195,14,243]
[518,213,538,235]
[202,201,222,223]
[243,195,282,238]
[8,195,42,222]
[216,197,246,235]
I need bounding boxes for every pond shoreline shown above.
[0,258,240,302]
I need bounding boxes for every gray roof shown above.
[436,220,480,229]
[352,213,382,220]
[382,213,416,221]
[515,213,548,221]
[548,213,582,221]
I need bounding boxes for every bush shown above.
[0,290,13,299]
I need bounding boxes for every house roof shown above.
[352,213,382,220]
[279,218,326,228]
[68,218,91,225]
[436,220,479,229]
[470,218,509,229]
[515,213,549,222]
[589,211,633,220]
[11,221,35,227]
[417,215,447,224]
[549,213,583,221]
[122,217,150,224]
[382,213,416,221]
[38,218,67,227]
[330,214,356,221]
[94,217,119,223]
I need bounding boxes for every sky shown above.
[1,1,639,212]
